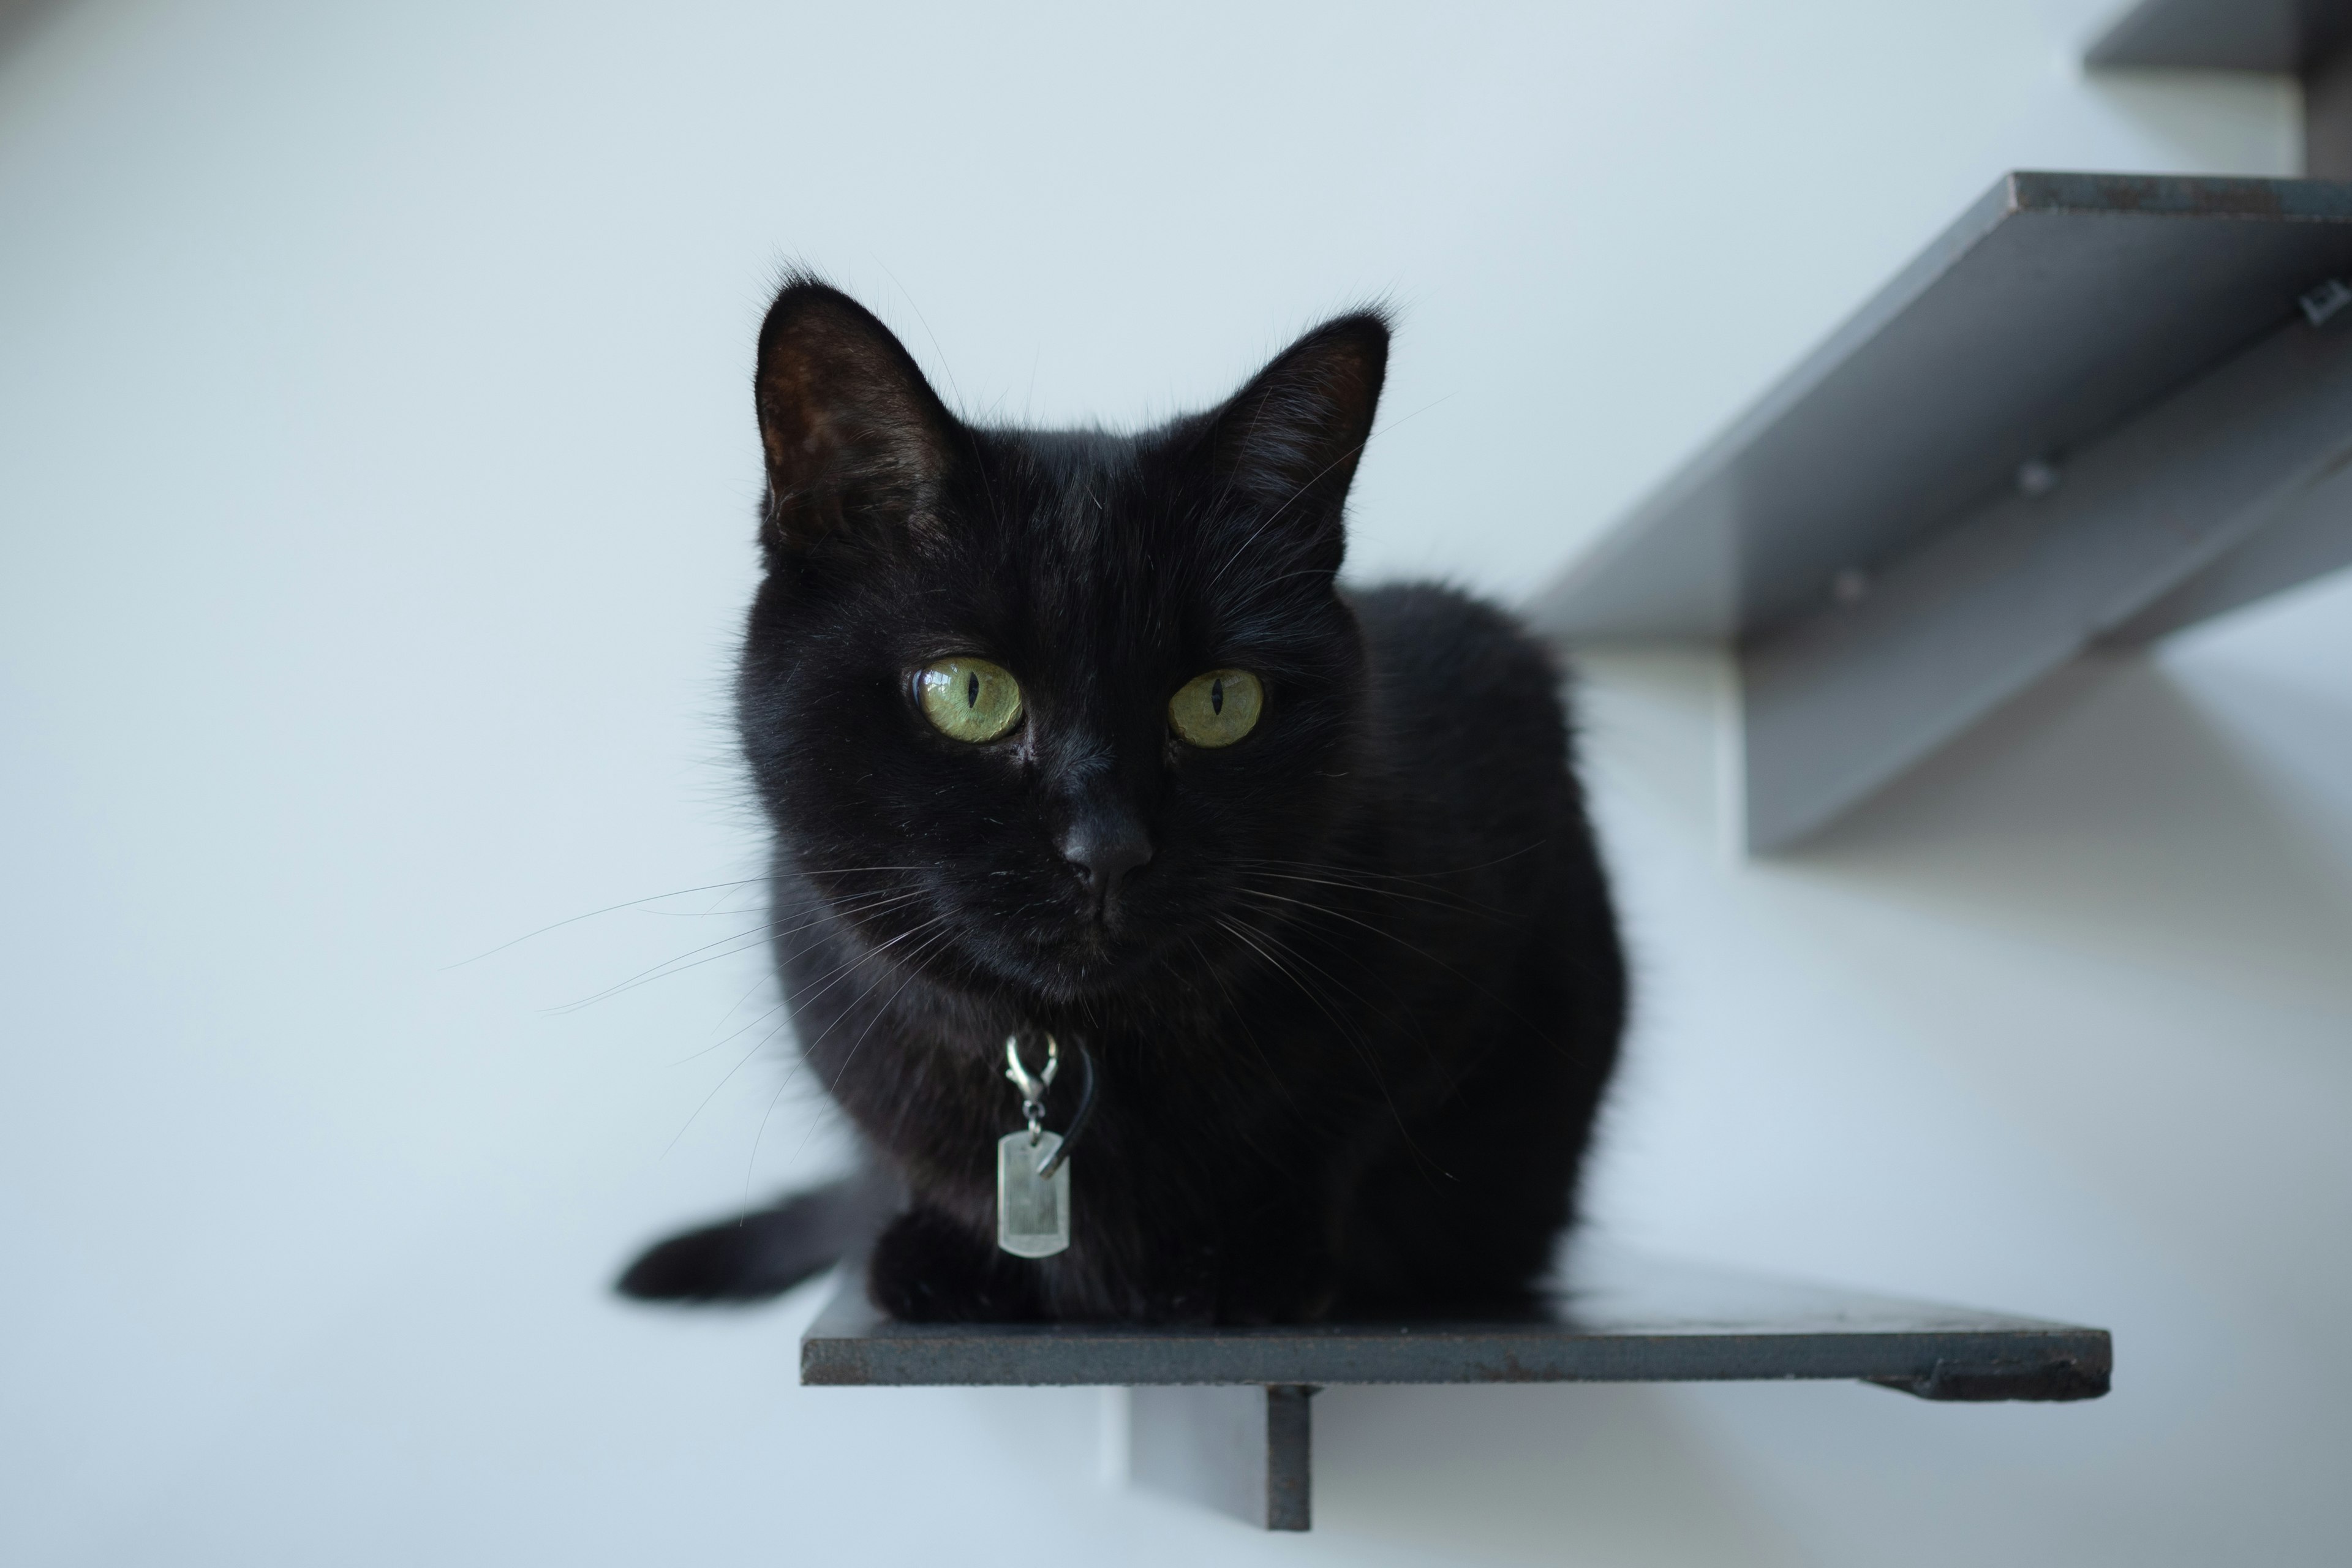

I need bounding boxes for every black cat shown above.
[618,279,1624,1322]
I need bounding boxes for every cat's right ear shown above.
[753,279,957,559]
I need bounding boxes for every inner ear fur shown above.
[1205,312,1390,530]
[754,279,958,554]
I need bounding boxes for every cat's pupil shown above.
[1210,677,1224,715]
[966,671,979,709]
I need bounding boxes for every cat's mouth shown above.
[996,900,1191,1001]
[864,861,1205,1004]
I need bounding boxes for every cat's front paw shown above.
[867,1206,1042,1322]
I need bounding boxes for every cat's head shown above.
[738,277,1387,1010]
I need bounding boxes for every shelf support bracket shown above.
[1128,1384,1316,1531]
[1736,305,2352,850]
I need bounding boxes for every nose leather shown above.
[1058,808,1153,910]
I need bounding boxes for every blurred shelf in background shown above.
[1531,1,2352,853]
[2090,0,2352,177]
[1528,171,2352,850]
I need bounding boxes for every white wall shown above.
[2,1,2345,1562]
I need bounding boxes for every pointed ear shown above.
[753,279,957,557]
[1199,311,1389,568]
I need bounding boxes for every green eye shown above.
[1169,669,1263,748]
[916,657,1023,743]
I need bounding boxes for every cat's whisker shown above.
[759,907,941,1023]
[671,993,790,1067]
[1239,896,1465,1095]
[1229,912,1461,1178]
[1183,933,1294,1104]
[644,897,777,918]
[1233,865,1499,919]
[1233,884,1459,965]
[544,928,778,1016]
[1234,884,1564,1050]
[790,863,939,878]
[818,918,959,1096]
[1223,908,1415,1059]
[1214,911,1433,1161]
[660,1003,810,1163]
[1231,851,1541,896]
[1235,844,1545,881]
[658,984,823,1161]
[663,908,957,1162]
[444,878,771,969]
[677,971,791,1061]
[1214,914,1360,1061]
[1228,854,1485,886]
[771,916,962,1177]
[548,887,930,1016]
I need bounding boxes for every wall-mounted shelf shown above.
[2088,0,2352,73]
[2089,0,2352,178]
[802,1247,2110,1531]
[1527,171,2352,850]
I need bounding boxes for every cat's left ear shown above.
[1198,311,1390,572]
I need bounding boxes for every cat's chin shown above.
[983,927,1191,1008]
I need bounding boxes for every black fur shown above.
[618,280,1624,1322]
[616,1172,896,1303]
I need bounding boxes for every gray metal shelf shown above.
[2087,1,2352,179]
[1527,171,2352,850]
[2088,0,2351,74]
[802,1246,2110,1530]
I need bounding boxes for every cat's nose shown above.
[1058,813,1153,907]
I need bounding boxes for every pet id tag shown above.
[998,1034,1072,1258]
[997,1129,1070,1258]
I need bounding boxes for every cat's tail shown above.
[615,1167,897,1305]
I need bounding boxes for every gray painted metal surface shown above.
[2103,458,2352,643]
[1526,171,2352,851]
[799,1246,2110,1398]
[2086,0,2352,73]
[2086,1,2352,178]
[1528,172,2352,643]
[1129,1385,1314,1531]
[1741,307,2352,849]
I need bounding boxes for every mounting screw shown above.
[1831,567,1869,605]
[2016,457,2061,498]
